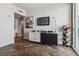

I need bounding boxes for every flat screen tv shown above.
[37,17,50,26]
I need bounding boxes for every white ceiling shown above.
[13,3,55,12]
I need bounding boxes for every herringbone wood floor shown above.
[0,37,77,56]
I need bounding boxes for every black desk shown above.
[41,33,58,45]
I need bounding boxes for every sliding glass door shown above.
[75,15,79,51]
[76,16,79,50]
[73,3,79,55]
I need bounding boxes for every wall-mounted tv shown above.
[37,17,50,26]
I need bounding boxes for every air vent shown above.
[18,10,23,13]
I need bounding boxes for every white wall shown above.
[0,4,26,47]
[27,3,71,44]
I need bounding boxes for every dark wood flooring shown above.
[0,37,77,56]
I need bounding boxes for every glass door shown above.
[75,16,79,50]
[73,3,79,55]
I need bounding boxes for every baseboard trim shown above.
[0,42,14,48]
[71,47,79,56]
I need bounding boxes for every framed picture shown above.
[25,16,33,28]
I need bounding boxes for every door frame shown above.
[14,12,25,38]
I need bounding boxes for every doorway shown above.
[14,13,24,39]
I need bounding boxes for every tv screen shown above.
[37,17,50,26]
